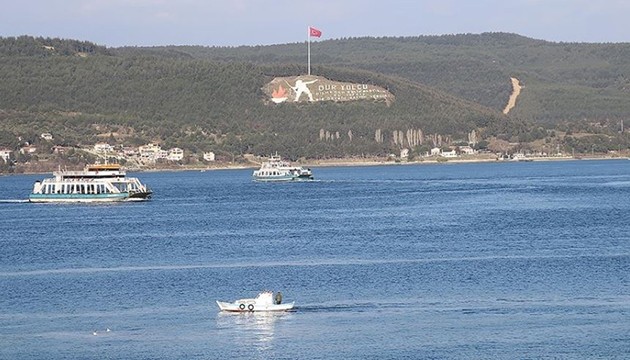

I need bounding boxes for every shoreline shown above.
[3,155,627,176]
[306,154,628,168]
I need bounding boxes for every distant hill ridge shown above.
[0,35,110,57]
[0,33,628,161]
[117,32,630,122]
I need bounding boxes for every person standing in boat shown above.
[275,291,282,304]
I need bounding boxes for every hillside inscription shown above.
[263,75,394,104]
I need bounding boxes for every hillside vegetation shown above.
[121,33,630,123]
[0,33,629,170]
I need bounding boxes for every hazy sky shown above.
[1,0,629,47]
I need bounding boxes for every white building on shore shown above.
[0,149,12,162]
[459,146,475,155]
[139,144,161,162]
[203,152,216,161]
[167,148,184,161]
[442,150,458,158]
[94,143,114,154]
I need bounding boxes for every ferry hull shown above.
[28,193,147,203]
[253,175,313,182]
[216,301,295,312]
[127,191,153,200]
[28,191,153,203]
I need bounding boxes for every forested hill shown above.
[0,35,511,160]
[1,34,629,165]
[118,32,630,124]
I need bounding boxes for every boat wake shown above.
[3,253,628,277]
[0,199,28,203]
[296,304,374,313]
[296,301,411,313]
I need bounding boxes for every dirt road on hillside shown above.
[503,77,521,114]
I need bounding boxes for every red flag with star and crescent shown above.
[309,27,322,38]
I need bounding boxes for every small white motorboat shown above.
[216,291,294,312]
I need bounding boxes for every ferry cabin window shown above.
[114,183,128,192]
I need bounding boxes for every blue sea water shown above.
[1,160,629,359]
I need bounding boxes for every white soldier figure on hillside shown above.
[290,78,318,102]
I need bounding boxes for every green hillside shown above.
[0,33,629,171]
[120,33,630,123]
[0,36,515,162]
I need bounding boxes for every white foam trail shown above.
[1,253,627,277]
[0,199,28,203]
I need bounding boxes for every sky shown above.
[1,0,629,47]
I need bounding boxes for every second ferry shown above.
[253,154,314,182]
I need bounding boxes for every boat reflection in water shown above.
[215,311,293,350]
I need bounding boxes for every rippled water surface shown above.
[1,160,629,359]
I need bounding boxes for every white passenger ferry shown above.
[252,154,313,182]
[29,164,152,203]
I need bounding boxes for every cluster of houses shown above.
[93,143,217,163]
[0,133,575,166]
[1,137,480,164]
[94,143,185,162]
[399,145,477,159]
[0,133,218,164]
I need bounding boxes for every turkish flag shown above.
[309,27,322,38]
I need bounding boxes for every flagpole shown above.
[307,26,311,75]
